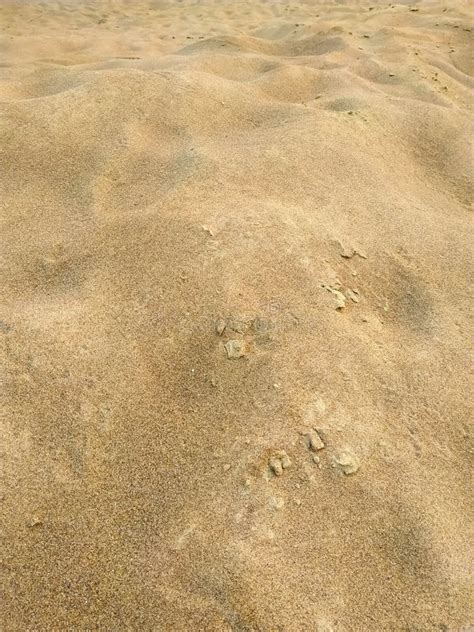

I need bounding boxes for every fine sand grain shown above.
[1,1,473,630]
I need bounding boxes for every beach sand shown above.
[1,1,473,630]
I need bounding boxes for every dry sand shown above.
[1,1,473,630]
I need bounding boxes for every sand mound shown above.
[1,1,473,630]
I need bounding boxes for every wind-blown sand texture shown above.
[1,1,473,630]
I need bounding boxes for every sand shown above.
[1,1,473,630]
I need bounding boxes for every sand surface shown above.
[1,1,473,630]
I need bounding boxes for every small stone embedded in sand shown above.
[269,457,283,476]
[269,496,285,510]
[202,225,215,237]
[307,429,325,452]
[334,451,360,475]
[280,452,291,469]
[327,287,347,310]
[224,339,247,359]
[216,318,226,335]
[302,461,317,483]
[269,450,291,476]
[346,288,360,303]
[341,244,355,258]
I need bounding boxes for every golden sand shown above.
[1,1,473,629]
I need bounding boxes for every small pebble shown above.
[334,451,360,475]
[269,450,291,476]
[281,452,291,469]
[216,319,226,335]
[328,288,346,310]
[307,429,325,451]
[346,289,360,303]
[224,339,246,359]
[269,457,283,476]
[270,496,284,510]
[202,225,215,237]
[340,244,355,258]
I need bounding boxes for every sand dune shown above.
[1,1,473,630]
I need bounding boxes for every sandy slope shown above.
[1,1,473,630]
